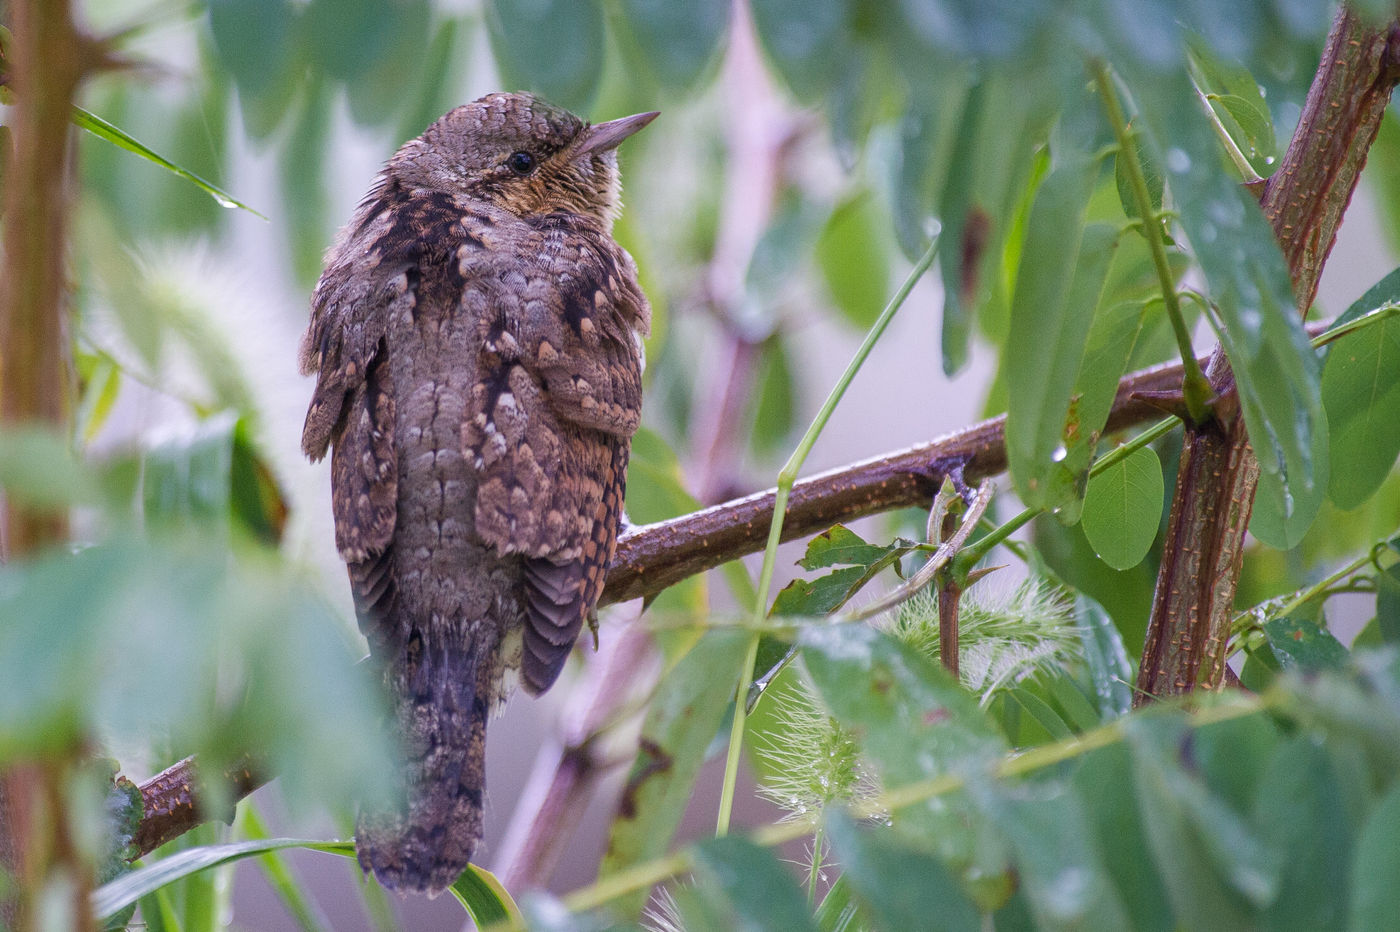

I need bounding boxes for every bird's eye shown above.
[507,151,536,175]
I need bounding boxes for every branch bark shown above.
[0,0,96,926]
[1135,8,1400,703]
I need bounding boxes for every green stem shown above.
[1313,302,1400,347]
[806,822,825,907]
[955,416,1178,576]
[712,233,941,837]
[1093,62,1212,424]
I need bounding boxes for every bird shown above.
[297,92,655,894]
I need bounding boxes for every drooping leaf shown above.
[1081,445,1165,570]
[799,624,1005,867]
[1004,145,1108,520]
[816,190,892,330]
[207,0,296,103]
[301,0,396,82]
[1350,782,1400,931]
[1070,744,1174,932]
[599,629,750,915]
[1073,594,1134,719]
[970,779,1130,931]
[689,836,818,932]
[93,838,354,922]
[1131,68,1327,549]
[70,107,263,217]
[1125,713,1280,927]
[1255,736,1353,932]
[617,0,730,90]
[824,810,980,932]
[485,0,605,112]
[748,0,846,101]
[447,862,522,927]
[344,0,432,128]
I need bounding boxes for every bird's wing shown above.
[460,222,648,691]
[299,244,413,566]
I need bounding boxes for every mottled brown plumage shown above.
[298,92,653,894]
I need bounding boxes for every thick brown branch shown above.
[1135,8,1400,703]
[131,757,268,859]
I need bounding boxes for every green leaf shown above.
[1350,782,1400,932]
[748,0,846,101]
[617,0,729,89]
[1081,445,1165,570]
[771,525,918,617]
[1323,267,1400,509]
[1133,70,1326,549]
[798,525,901,571]
[890,70,971,263]
[599,629,751,915]
[1376,564,1400,644]
[343,0,432,128]
[1256,737,1352,932]
[937,73,1059,374]
[813,874,858,932]
[816,191,892,330]
[1004,148,1109,521]
[970,780,1130,931]
[448,863,521,927]
[277,79,334,283]
[1075,299,1149,432]
[1126,714,1280,926]
[1070,744,1174,932]
[485,0,605,112]
[207,0,296,101]
[824,810,980,932]
[1209,93,1276,159]
[301,0,395,82]
[1262,617,1349,671]
[1006,687,1074,741]
[70,107,264,217]
[1073,594,1133,718]
[799,624,1005,865]
[624,426,701,524]
[750,338,797,456]
[690,836,818,932]
[93,838,353,922]
[0,424,102,510]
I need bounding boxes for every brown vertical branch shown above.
[0,0,97,926]
[0,0,87,554]
[1135,9,1400,704]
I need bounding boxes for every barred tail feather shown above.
[356,622,492,895]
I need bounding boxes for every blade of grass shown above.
[715,231,942,837]
[71,105,267,218]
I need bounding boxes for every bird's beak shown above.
[575,110,660,157]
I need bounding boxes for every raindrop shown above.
[1050,445,1068,463]
[1166,147,1191,174]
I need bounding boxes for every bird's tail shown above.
[356,629,492,895]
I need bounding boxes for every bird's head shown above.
[390,92,657,229]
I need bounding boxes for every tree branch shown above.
[0,0,97,926]
[130,757,269,859]
[602,359,1183,606]
[1135,8,1400,703]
